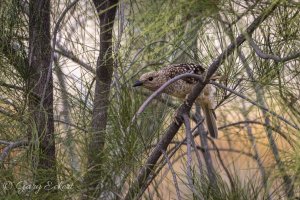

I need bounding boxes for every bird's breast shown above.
[163,80,194,99]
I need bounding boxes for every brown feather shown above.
[162,63,205,84]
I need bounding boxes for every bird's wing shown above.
[162,63,206,84]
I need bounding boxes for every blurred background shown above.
[0,0,299,199]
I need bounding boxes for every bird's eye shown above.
[148,77,153,81]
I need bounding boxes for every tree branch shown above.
[55,43,95,74]
[132,72,200,121]
[161,150,182,200]
[135,72,299,131]
[210,80,300,131]
[0,140,28,164]
[124,1,281,199]
[0,81,24,91]
[183,114,195,195]
[248,37,300,62]
[41,0,80,106]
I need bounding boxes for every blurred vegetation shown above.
[0,0,299,199]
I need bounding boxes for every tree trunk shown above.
[84,0,118,197]
[28,0,57,185]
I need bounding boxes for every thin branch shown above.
[0,140,28,164]
[54,119,88,132]
[238,49,295,197]
[219,120,264,129]
[248,37,300,62]
[138,90,178,110]
[210,80,300,131]
[0,107,14,118]
[134,74,298,133]
[55,44,95,74]
[183,114,194,192]
[161,150,182,200]
[241,103,271,199]
[132,72,199,120]
[0,140,11,145]
[195,105,216,185]
[41,0,80,105]
[135,71,299,131]
[204,0,281,81]
[152,144,258,200]
[137,120,205,200]
[54,57,81,174]
[219,120,295,147]
[189,124,204,175]
[0,81,24,91]
[222,0,260,33]
[210,147,255,159]
[208,138,235,189]
[171,142,256,161]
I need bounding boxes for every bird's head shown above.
[133,71,165,91]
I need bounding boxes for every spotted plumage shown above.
[133,63,219,138]
[163,63,205,84]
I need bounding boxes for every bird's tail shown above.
[202,104,218,138]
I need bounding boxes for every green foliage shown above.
[193,172,268,200]
[0,0,299,199]
[122,0,221,68]
[0,0,29,80]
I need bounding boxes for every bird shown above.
[133,63,219,138]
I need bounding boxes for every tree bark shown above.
[28,0,57,185]
[84,0,118,197]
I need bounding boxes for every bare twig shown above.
[0,107,15,118]
[136,120,205,200]
[54,57,81,174]
[189,120,204,175]
[248,37,300,62]
[0,140,11,145]
[194,105,216,186]
[132,72,198,120]
[208,138,234,189]
[0,81,23,91]
[41,0,80,105]
[161,150,182,200]
[0,140,28,164]
[241,103,271,199]
[55,44,95,74]
[239,50,294,197]
[219,120,295,147]
[183,114,194,190]
[133,73,298,131]
[210,81,300,131]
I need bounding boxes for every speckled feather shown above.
[160,64,214,108]
[162,63,205,84]
[137,63,216,107]
[135,63,219,138]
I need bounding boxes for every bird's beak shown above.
[133,80,143,87]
